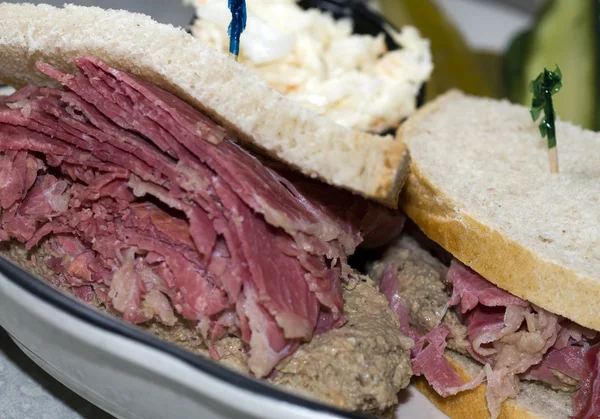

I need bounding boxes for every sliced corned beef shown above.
[268,164,406,250]
[0,151,43,209]
[411,326,485,397]
[0,56,404,377]
[380,251,599,419]
[447,261,562,417]
[525,346,587,389]
[572,344,600,419]
[447,260,600,419]
[447,260,528,314]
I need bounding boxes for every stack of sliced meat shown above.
[448,261,560,416]
[380,256,599,419]
[0,57,404,377]
[447,261,600,418]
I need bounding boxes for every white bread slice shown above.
[0,3,410,207]
[397,90,600,331]
[414,351,573,419]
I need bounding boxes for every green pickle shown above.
[505,0,600,130]
[378,0,498,100]
[379,0,600,129]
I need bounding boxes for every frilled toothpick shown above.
[530,66,563,174]
[228,0,247,60]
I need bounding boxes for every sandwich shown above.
[0,3,417,414]
[369,91,599,419]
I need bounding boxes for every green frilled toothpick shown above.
[530,66,563,174]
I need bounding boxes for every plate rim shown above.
[0,255,368,419]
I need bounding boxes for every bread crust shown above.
[397,91,600,332]
[413,357,553,419]
[0,3,410,207]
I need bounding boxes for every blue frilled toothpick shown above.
[228,0,247,58]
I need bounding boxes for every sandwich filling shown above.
[370,235,600,419]
[0,56,405,378]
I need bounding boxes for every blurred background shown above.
[380,0,598,130]
[7,0,594,130]
[5,0,596,131]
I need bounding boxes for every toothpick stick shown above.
[228,0,246,59]
[548,147,559,174]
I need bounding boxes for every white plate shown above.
[0,257,448,419]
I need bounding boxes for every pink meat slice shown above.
[466,305,530,362]
[572,344,600,419]
[526,346,587,384]
[412,326,486,397]
[447,260,528,314]
[212,176,319,340]
[380,262,421,342]
[268,163,406,249]
[0,150,43,209]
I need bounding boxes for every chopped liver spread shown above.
[271,275,413,413]
[368,235,468,355]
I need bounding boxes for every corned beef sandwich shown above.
[370,92,600,419]
[0,4,415,413]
